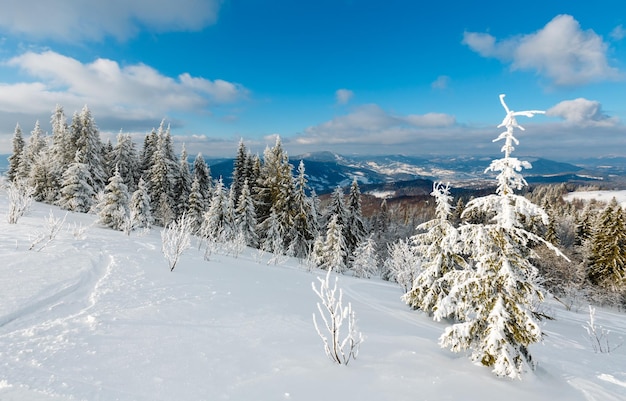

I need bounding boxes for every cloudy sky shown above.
[0,0,625,160]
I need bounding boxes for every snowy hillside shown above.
[1,192,625,400]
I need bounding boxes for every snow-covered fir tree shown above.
[57,151,96,213]
[140,129,159,176]
[586,198,626,291]
[147,123,179,226]
[384,238,420,292]
[49,104,72,171]
[234,179,258,247]
[28,149,58,202]
[173,144,192,219]
[259,207,286,256]
[97,167,130,231]
[201,178,229,242]
[17,120,47,182]
[129,177,153,230]
[350,235,379,278]
[403,182,466,317]
[193,152,212,203]
[7,123,25,183]
[290,160,317,258]
[110,132,140,193]
[313,214,347,273]
[436,95,564,379]
[186,176,206,234]
[255,136,295,249]
[72,106,106,192]
[345,178,367,266]
[324,186,347,231]
[232,139,249,208]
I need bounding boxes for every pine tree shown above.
[97,167,130,231]
[57,151,96,213]
[345,178,367,265]
[403,182,466,317]
[140,129,159,176]
[350,235,379,278]
[173,144,192,219]
[290,160,316,258]
[73,106,106,192]
[235,179,258,247]
[587,198,626,291]
[260,207,285,255]
[186,176,206,234]
[17,120,47,181]
[110,132,140,193]
[325,186,347,231]
[129,177,154,230]
[102,139,115,180]
[193,153,212,203]
[50,104,72,171]
[29,149,58,202]
[7,123,25,182]
[436,95,564,379]
[201,178,228,242]
[318,214,347,273]
[255,136,295,248]
[232,139,249,208]
[147,125,179,226]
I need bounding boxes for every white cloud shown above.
[546,98,619,127]
[0,50,249,129]
[335,89,354,105]
[463,15,622,86]
[0,0,222,42]
[611,25,626,41]
[431,75,450,90]
[292,104,457,149]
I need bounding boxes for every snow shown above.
[366,190,395,199]
[1,192,626,400]
[564,190,626,209]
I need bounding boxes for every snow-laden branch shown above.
[312,269,363,365]
[161,213,193,271]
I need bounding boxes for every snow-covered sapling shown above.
[312,268,363,365]
[583,305,622,354]
[161,213,193,271]
[6,179,34,224]
[29,210,67,251]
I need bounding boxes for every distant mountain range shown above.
[209,151,625,195]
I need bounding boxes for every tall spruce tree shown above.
[173,144,192,219]
[73,106,106,192]
[6,123,25,182]
[235,179,258,247]
[187,176,206,234]
[290,160,316,258]
[193,153,212,203]
[435,95,565,379]
[110,132,140,193]
[97,167,130,231]
[345,178,367,264]
[232,139,249,208]
[587,198,626,291]
[129,177,154,230]
[255,136,295,248]
[57,151,96,213]
[403,182,466,317]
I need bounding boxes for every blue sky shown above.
[0,0,625,161]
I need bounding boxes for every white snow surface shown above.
[564,190,626,209]
[1,193,625,401]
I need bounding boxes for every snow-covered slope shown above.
[1,193,625,400]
